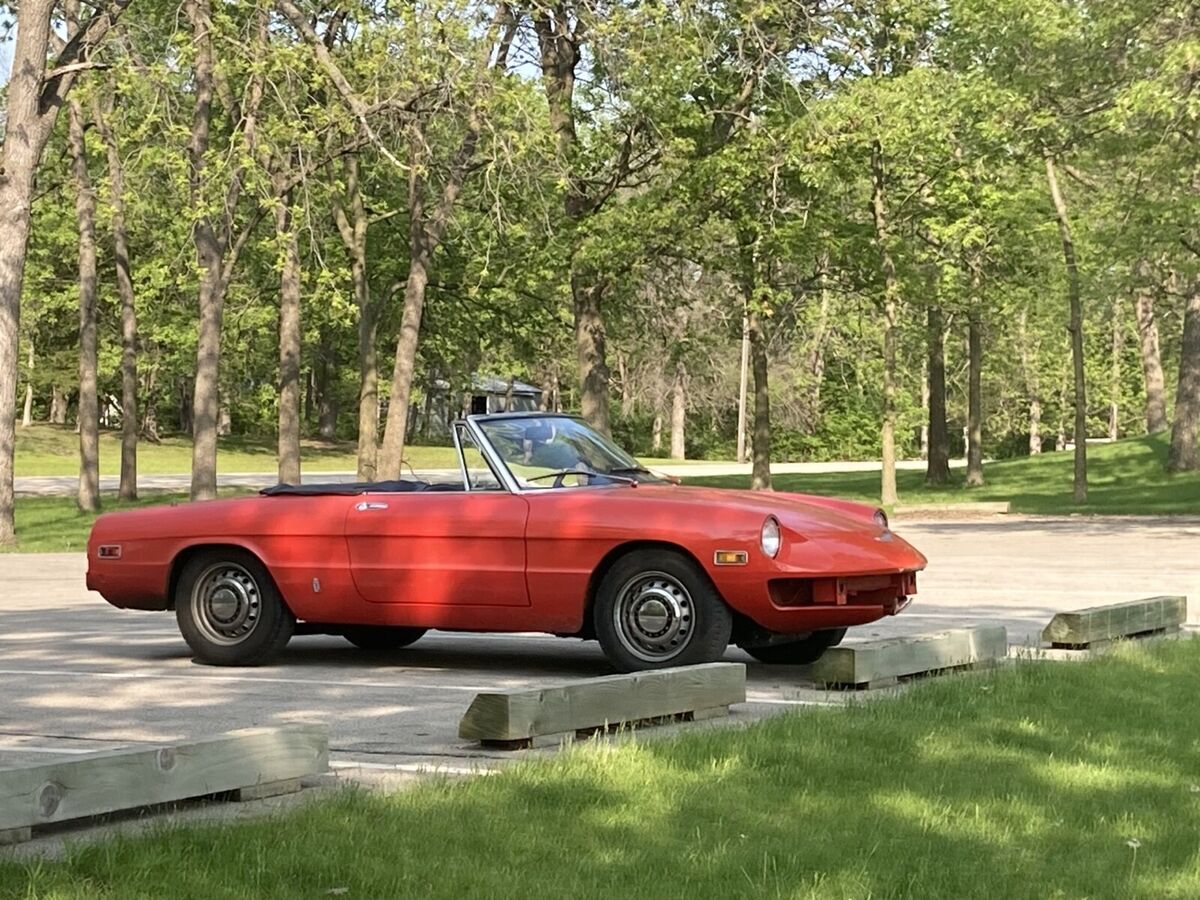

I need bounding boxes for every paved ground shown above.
[1,513,1197,854]
[13,458,963,497]
[2,514,1196,774]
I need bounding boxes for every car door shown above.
[344,491,530,607]
[343,430,530,608]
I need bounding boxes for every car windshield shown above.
[477,416,665,490]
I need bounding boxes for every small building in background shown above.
[465,375,543,415]
[409,375,543,439]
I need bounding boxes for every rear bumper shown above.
[86,563,171,610]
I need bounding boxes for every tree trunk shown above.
[276,195,302,485]
[68,98,101,514]
[186,0,221,501]
[0,1,55,542]
[377,131,436,482]
[919,357,929,461]
[50,387,69,425]
[21,341,34,428]
[748,309,772,491]
[926,306,951,484]
[651,412,663,454]
[378,250,429,479]
[574,276,611,435]
[319,398,338,440]
[1167,284,1200,472]
[315,330,338,440]
[304,369,314,424]
[334,156,378,481]
[1018,310,1042,455]
[376,39,495,478]
[1108,297,1123,442]
[966,281,984,487]
[871,139,899,506]
[142,396,160,443]
[736,311,750,463]
[1132,276,1168,434]
[0,0,125,541]
[178,377,194,435]
[190,252,225,499]
[618,353,635,418]
[532,11,613,436]
[96,95,139,501]
[1045,153,1087,503]
[185,0,263,500]
[806,254,832,416]
[669,360,686,459]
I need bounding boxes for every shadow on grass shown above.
[4,642,1199,899]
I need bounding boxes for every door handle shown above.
[355,501,389,511]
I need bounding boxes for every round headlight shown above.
[760,517,782,558]
[874,508,889,529]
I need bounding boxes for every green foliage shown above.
[11,0,1200,494]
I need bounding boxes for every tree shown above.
[66,64,101,513]
[94,88,140,500]
[0,0,128,542]
[182,0,268,500]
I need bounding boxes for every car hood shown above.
[632,484,886,536]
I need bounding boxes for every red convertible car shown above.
[87,413,926,671]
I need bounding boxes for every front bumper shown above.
[711,567,920,634]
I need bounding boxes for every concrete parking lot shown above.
[1,514,1197,779]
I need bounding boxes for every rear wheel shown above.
[594,549,732,672]
[175,549,294,666]
[742,628,847,665]
[341,626,427,651]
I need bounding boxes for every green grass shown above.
[14,424,462,476]
[688,434,1200,515]
[3,641,1199,898]
[3,492,237,554]
[14,423,702,477]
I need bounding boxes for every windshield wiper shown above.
[608,465,652,476]
[524,469,638,486]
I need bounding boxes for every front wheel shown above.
[175,549,295,666]
[342,626,427,651]
[594,549,732,672]
[742,628,847,665]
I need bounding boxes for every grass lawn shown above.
[13,424,461,476]
[4,492,237,554]
[14,423,702,477]
[688,433,1200,515]
[2,641,1198,898]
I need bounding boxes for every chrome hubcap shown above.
[191,563,261,645]
[613,571,694,663]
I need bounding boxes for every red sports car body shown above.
[87,413,926,670]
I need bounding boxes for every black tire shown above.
[341,626,427,651]
[175,548,295,666]
[742,628,847,665]
[593,549,732,672]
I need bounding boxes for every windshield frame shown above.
[461,413,660,493]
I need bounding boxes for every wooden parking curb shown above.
[808,625,1009,689]
[1041,596,1188,650]
[458,662,746,749]
[0,725,328,842]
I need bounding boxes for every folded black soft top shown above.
[260,479,441,496]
